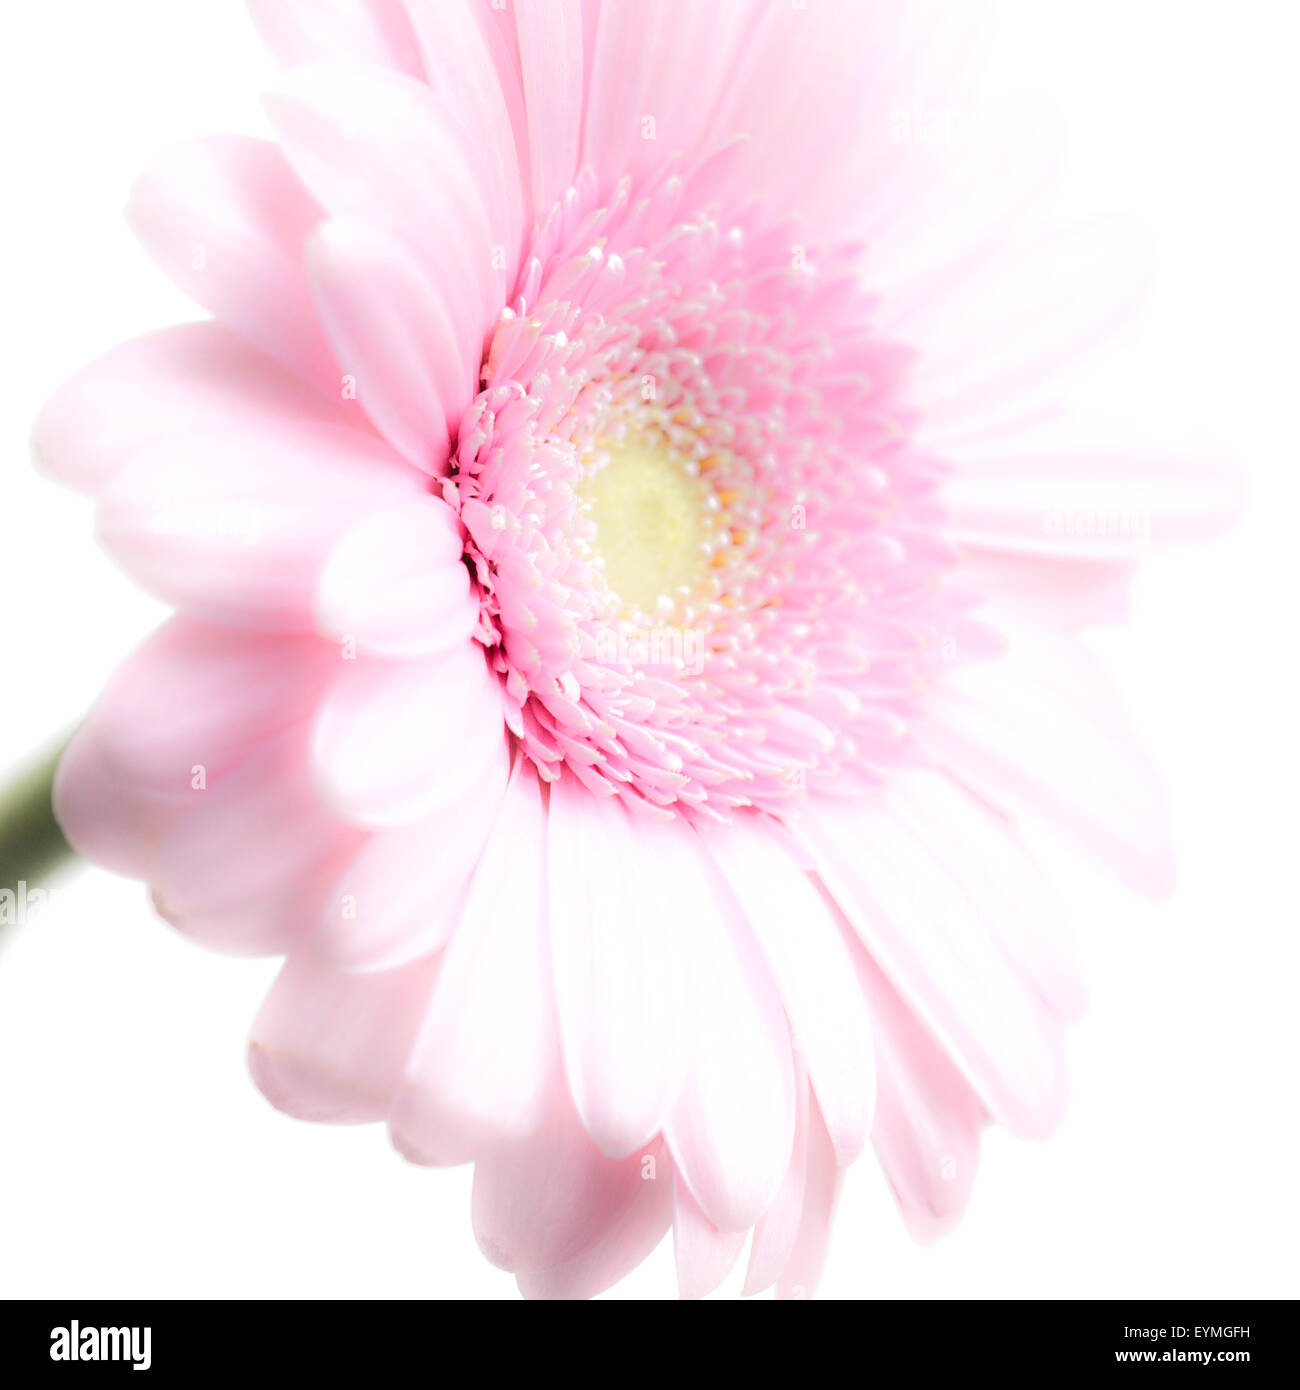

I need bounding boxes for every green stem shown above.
[0,737,76,898]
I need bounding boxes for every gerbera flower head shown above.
[34,0,1237,1298]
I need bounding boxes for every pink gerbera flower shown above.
[34,0,1235,1298]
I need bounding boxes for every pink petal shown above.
[472,1089,664,1275]
[704,0,985,236]
[149,727,361,956]
[310,643,508,827]
[944,446,1243,558]
[865,91,1064,315]
[127,135,338,393]
[673,1172,747,1301]
[776,1097,841,1300]
[793,796,1068,1139]
[580,0,672,190]
[956,552,1138,629]
[389,764,556,1166]
[54,618,336,879]
[743,1062,811,1296]
[884,770,1086,1020]
[580,0,793,199]
[852,944,985,1244]
[264,62,503,365]
[515,1147,673,1300]
[52,724,178,880]
[246,0,425,77]
[315,495,476,658]
[663,856,796,1232]
[400,0,528,265]
[307,218,477,473]
[31,322,363,498]
[514,0,584,212]
[96,419,419,631]
[248,950,438,1124]
[546,780,690,1157]
[68,617,336,797]
[903,219,1148,434]
[921,634,1177,895]
[700,815,875,1166]
[314,776,506,971]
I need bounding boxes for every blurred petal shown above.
[246,0,424,76]
[664,856,796,1232]
[128,135,339,393]
[743,1062,811,1296]
[97,420,419,630]
[264,62,503,360]
[32,322,361,497]
[472,1089,663,1276]
[793,796,1068,1139]
[390,764,556,1165]
[150,728,361,956]
[307,218,477,472]
[853,944,985,1244]
[776,1097,840,1300]
[673,1172,746,1301]
[547,779,690,1157]
[701,815,875,1165]
[249,950,438,1124]
[316,495,476,658]
[311,643,508,826]
[314,774,505,972]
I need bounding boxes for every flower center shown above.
[579,429,720,618]
[452,171,941,817]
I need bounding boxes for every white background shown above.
[1,1,1297,1299]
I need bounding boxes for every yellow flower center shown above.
[580,431,718,617]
